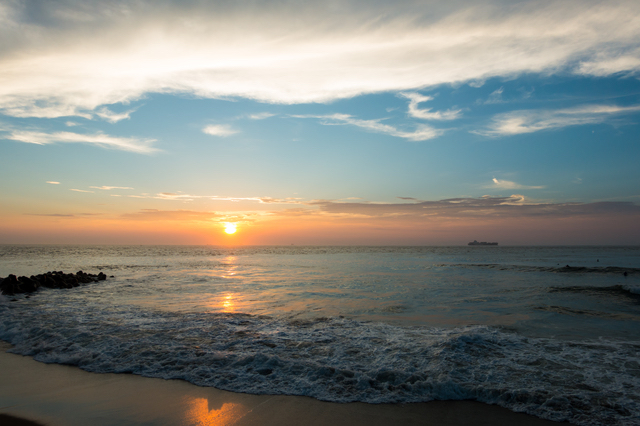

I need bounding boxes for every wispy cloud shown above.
[475,104,640,136]
[248,112,276,120]
[24,213,102,217]
[489,178,545,190]
[70,189,94,193]
[202,124,239,137]
[95,107,137,123]
[1,1,639,117]
[399,93,462,120]
[89,186,134,190]
[123,191,306,204]
[293,113,443,141]
[482,87,504,105]
[258,197,305,204]
[577,47,640,77]
[121,209,219,221]
[121,209,263,224]
[308,196,640,219]
[2,129,157,153]
[46,181,60,185]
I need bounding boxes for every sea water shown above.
[0,245,639,425]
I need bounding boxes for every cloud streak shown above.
[489,178,545,190]
[2,129,157,153]
[308,196,640,219]
[399,92,462,120]
[95,107,137,123]
[90,186,134,190]
[293,113,443,141]
[1,1,639,117]
[248,112,276,120]
[202,124,239,137]
[476,104,640,136]
[121,209,219,221]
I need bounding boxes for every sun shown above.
[224,222,237,234]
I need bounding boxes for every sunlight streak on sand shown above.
[183,397,246,426]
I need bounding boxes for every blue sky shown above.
[1,0,639,244]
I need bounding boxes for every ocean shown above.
[1,245,639,425]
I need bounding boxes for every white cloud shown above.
[0,1,639,117]
[95,107,136,123]
[89,186,134,190]
[3,130,157,153]
[65,121,79,127]
[399,92,462,120]
[577,47,640,76]
[202,124,239,137]
[46,181,60,185]
[484,87,504,104]
[248,112,276,120]
[293,113,443,141]
[475,104,640,136]
[125,191,309,205]
[489,178,545,190]
[70,189,94,193]
[311,195,640,218]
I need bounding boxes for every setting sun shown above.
[224,223,237,234]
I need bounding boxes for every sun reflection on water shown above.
[222,293,235,312]
[222,256,237,279]
[183,397,245,426]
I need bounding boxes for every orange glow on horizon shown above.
[2,208,639,245]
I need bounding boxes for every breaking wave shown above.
[1,299,639,426]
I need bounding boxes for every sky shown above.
[1,0,639,245]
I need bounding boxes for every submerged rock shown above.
[0,271,110,295]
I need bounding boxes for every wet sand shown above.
[0,342,560,426]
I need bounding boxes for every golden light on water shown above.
[224,223,237,234]
[222,293,235,312]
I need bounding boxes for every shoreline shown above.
[0,341,561,426]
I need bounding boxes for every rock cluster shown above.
[0,271,108,295]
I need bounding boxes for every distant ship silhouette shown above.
[468,240,498,246]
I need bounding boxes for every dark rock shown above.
[1,274,20,295]
[1,270,112,295]
[43,275,57,288]
[18,276,38,293]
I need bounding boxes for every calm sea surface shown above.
[1,245,639,425]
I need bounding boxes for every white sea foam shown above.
[624,285,640,295]
[1,300,639,426]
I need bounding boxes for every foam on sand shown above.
[0,341,560,426]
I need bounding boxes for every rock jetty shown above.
[0,271,108,295]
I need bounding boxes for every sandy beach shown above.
[0,341,560,426]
